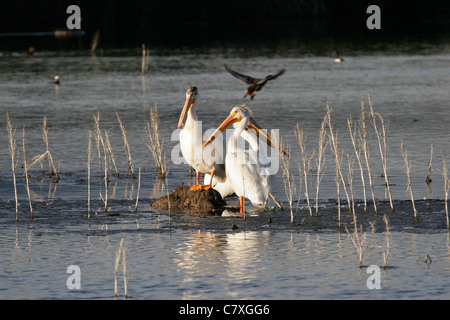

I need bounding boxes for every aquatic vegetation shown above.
[145,104,168,179]
[5,111,18,220]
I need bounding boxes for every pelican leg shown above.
[239,196,244,215]
[189,171,212,191]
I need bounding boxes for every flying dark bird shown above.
[224,64,285,100]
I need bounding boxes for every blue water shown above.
[0,43,449,299]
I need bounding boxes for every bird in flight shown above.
[224,64,285,100]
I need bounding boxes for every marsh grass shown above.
[116,112,135,178]
[296,123,314,216]
[280,138,295,223]
[359,98,377,214]
[401,139,418,221]
[440,153,449,229]
[381,214,391,268]
[28,117,59,181]
[368,96,393,211]
[315,111,328,215]
[326,105,351,221]
[348,117,367,211]
[87,129,92,218]
[114,238,128,299]
[6,111,19,220]
[22,126,33,218]
[145,104,168,179]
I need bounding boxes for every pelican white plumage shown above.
[177,86,226,190]
[204,105,287,214]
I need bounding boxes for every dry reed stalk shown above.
[145,104,168,179]
[368,96,393,211]
[116,112,135,178]
[22,126,33,218]
[42,116,58,179]
[6,112,19,220]
[426,144,433,195]
[326,105,351,217]
[345,222,366,268]
[348,117,367,211]
[280,138,295,223]
[315,111,329,215]
[93,112,103,176]
[347,154,356,219]
[296,123,313,216]
[359,98,377,214]
[141,44,146,73]
[135,168,141,212]
[141,44,150,73]
[104,130,119,178]
[87,129,92,219]
[102,130,109,212]
[114,239,128,298]
[382,214,390,268]
[401,139,418,221]
[440,153,449,229]
[91,28,100,53]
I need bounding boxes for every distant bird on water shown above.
[224,64,285,100]
[334,50,344,63]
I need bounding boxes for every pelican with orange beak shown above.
[177,86,226,191]
[204,105,287,214]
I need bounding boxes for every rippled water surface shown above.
[0,42,449,299]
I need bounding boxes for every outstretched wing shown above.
[224,64,256,84]
[265,69,285,81]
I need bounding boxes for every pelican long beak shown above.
[177,96,196,129]
[203,113,289,157]
[246,122,289,157]
[203,110,241,146]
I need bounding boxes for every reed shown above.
[91,28,100,53]
[114,238,128,298]
[22,126,33,218]
[135,168,141,212]
[315,111,328,215]
[345,222,366,268]
[145,104,168,179]
[280,138,295,223]
[104,130,119,177]
[42,116,58,179]
[87,129,92,219]
[93,112,103,176]
[440,153,449,229]
[381,214,391,269]
[359,98,377,214]
[141,44,150,73]
[368,96,393,211]
[102,130,109,212]
[426,144,433,195]
[348,117,367,211]
[326,105,351,218]
[116,112,135,178]
[6,112,19,220]
[347,154,356,219]
[401,139,418,221]
[295,123,313,216]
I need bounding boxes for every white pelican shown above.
[204,105,287,214]
[177,86,226,190]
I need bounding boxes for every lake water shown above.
[0,40,449,300]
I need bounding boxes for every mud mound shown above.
[151,186,226,212]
